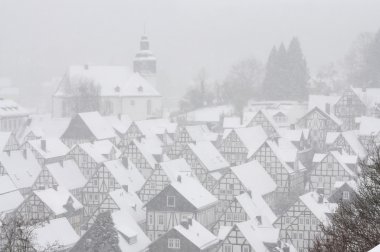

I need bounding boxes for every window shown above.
[168,238,180,249]
[158,215,164,225]
[312,218,317,225]
[167,196,175,207]
[226,213,232,221]
[93,179,98,186]
[343,191,350,200]
[148,213,153,225]
[306,218,310,225]
[286,217,290,224]
[243,245,250,252]
[223,244,232,252]
[299,217,304,224]
[299,232,303,239]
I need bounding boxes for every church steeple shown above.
[133,35,156,77]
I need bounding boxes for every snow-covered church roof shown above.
[54,65,161,98]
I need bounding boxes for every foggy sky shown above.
[1,0,380,91]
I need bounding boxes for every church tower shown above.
[133,35,157,79]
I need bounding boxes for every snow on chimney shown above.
[52,184,58,191]
[188,218,192,226]
[180,220,189,229]
[41,139,46,152]
[123,185,129,193]
[256,215,262,225]
[122,157,129,168]
[177,175,182,183]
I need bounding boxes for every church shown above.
[52,36,162,120]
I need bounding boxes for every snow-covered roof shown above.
[279,128,309,142]
[105,114,132,135]
[104,159,145,192]
[217,226,233,241]
[160,158,193,182]
[77,111,117,140]
[45,160,87,190]
[229,126,268,158]
[0,175,24,214]
[184,105,233,123]
[171,176,218,210]
[299,191,337,226]
[27,138,69,159]
[223,116,246,129]
[133,135,164,168]
[231,160,277,197]
[308,95,340,112]
[55,65,161,97]
[188,141,229,172]
[32,218,79,251]
[185,125,218,142]
[333,180,358,192]
[236,192,277,224]
[174,219,219,249]
[351,87,380,108]
[300,106,342,126]
[265,141,295,174]
[330,151,356,177]
[135,118,177,135]
[236,219,280,252]
[0,98,28,117]
[0,132,12,151]
[0,150,41,190]
[109,189,145,224]
[326,131,366,159]
[78,140,120,163]
[112,210,151,252]
[34,186,83,215]
[357,116,380,136]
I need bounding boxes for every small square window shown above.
[343,191,350,200]
[167,196,175,207]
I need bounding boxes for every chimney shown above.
[59,160,64,167]
[52,184,58,191]
[256,215,262,225]
[6,150,10,156]
[132,204,137,211]
[317,187,324,196]
[22,149,27,159]
[41,139,46,152]
[188,218,192,226]
[325,103,331,115]
[247,190,252,198]
[318,194,323,204]
[180,220,189,229]
[177,175,182,183]
[123,185,129,193]
[122,157,129,168]
[290,124,295,130]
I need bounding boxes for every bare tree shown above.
[311,146,380,252]
[223,57,263,122]
[0,215,61,252]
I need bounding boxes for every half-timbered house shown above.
[0,131,19,151]
[23,138,69,166]
[81,157,145,224]
[297,107,342,152]
[148,219,219,252]
[182,141,229,190]
[246,109,280,138]
[328,180,358,203]
[0,149,41,195]
[15,186,83,233]
[273,191,337,252]
[218,219,281,252]
[219,126,268,165]
[325,131,366,160]
[138,158,193,204]
[167,125,218,159]
[32,159,87,200]
[61,111,116,147]
[145,175,218,241]
[310,151,357,196]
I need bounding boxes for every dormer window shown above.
[343,191,350,200]
[167,196,175,207]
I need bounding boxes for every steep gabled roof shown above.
[188,141,229,172]
[46,160,87,190]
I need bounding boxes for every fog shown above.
[0,0,380,105]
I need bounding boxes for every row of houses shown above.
[0,85,377,251]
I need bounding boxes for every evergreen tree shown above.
[262,46,279,99]
[287,37,309,100]
[366,29,380,87]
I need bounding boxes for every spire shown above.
[133,34,156,77]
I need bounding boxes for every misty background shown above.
[1,0,380,110]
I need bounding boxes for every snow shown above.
[0,131,12,151]
[78,140,120,163]
[174,219,219,249]
[0,175,17,194]
[333,180,358,192]
[352,87,380,108]
[280,128,309,142]
[236,192,277,224]
[231,160,277,196]
[160,158,193,182]
[46,160,87,190]
[105,114,132,135]
[217,226,233,240]
[326,131,366,159]
[299,191,338,226]
[109,189,146,224]
[78,111,117,140]
[104,159,146,192]
[55,65,161,97]
[34,186,83,215]
[171,176,218,210]
[0,98,28,117]
[230,126,268,158]
[308,95,340,112]
[135,118,177,135]
[0,176,24,214]
[357,116,380,136]
[27,138,69,159]
[112,210,151,252]
[188,141,229,172]
[0,149,41,190]
[184,105,233,123]
[266,141,295,174]
[330,151,356,177]
[184,125,219,142]
[32,218,79,251]
[133,135,164,168]
[236,219,280,252]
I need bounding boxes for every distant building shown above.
[0,98,29,132]
[52,36,162,120]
